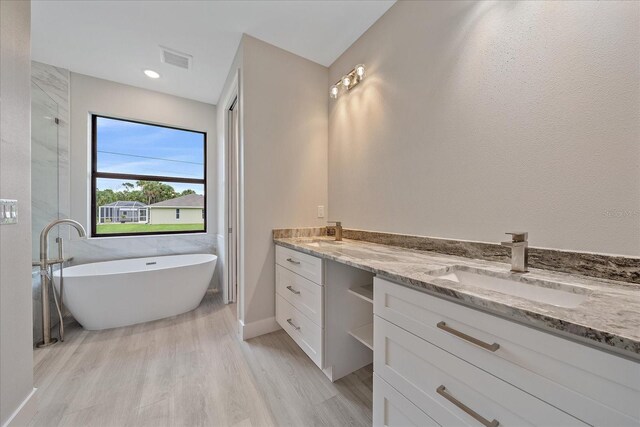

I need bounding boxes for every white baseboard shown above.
[239,316,281,340]
[2,388,37,427]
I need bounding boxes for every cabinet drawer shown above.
[276,265,323,327]
[276,245,323,285]
[374,277,640,426]
[276,294,323,368]
[373,374,439,427]
[375,316,586,426]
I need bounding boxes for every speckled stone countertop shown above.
[274,236,640,359]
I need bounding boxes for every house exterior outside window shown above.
[146,194,205,225]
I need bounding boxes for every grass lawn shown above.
[96,223,204,234]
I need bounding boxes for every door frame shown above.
[222,69,243,327]
[226,95,238,305]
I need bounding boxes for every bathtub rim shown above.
[54,253,217,278]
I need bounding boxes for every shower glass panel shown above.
[31,81,60,260]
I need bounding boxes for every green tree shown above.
[96,182,183,215]
[96,188,117,207]
[136,180,177,204]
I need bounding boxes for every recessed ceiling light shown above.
[144,69,160,79]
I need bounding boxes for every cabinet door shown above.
[374,316,587,427]
[374,375,440,427]
[276,294,323,368]
[374,277,640,426]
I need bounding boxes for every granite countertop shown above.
[274,236,640,359]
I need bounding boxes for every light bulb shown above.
[330,85,339,99]
[144,69,160,79]
[342,76,351,88]
[355,64,366,79]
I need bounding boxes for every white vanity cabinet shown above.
[373,277,640,427]
[275,245,324,368]
[275,245,374,381]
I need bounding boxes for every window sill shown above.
[88,231,209,240]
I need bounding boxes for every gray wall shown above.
[219,35,329,329]
[242,36,328,325]
[0,0,34,423]
[67,73,219,285]
[328,1,640,256]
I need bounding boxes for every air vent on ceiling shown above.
[160,46,192,70]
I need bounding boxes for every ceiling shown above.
[31,0,394,104]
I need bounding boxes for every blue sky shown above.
[96,117,205,193]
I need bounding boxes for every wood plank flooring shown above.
[28,291,373,427]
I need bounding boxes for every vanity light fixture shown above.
[143,69,160,79]
[329,64,366,98]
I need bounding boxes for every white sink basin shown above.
[434,268,587,308]
[302,239,343,248]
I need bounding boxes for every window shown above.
[91,115,206,237]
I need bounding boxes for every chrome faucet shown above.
[327,221,343,241]
[37,219,86,348]
[501,232,529,273]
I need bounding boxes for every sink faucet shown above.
[501,232,529,273]
[37,219,86,348]
[327,221,342,241]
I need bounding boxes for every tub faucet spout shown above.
[40,219,85,269]
[37,219,86,348]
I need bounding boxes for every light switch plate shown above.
[0,199,18,225]
[317,205,325,218]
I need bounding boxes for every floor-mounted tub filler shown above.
[54,254,217,330]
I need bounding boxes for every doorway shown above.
[225,95,239,305]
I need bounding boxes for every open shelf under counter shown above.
[348,284,373,304]
[349,323,373,350]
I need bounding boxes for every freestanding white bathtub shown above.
[54,254,216,330]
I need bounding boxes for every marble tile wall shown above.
[31,61,70,345]
[31,61,70,225]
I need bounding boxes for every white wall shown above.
[67,73,219,269]
[0,0,35,424]
[329,0,640,256]
[219,35,329,330]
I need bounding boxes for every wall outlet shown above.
[0,199,18,225]
[317,205,325,218]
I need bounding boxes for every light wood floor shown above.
[29,291,373,427]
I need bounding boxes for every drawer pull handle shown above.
[286,318,301,331]
[437,385,499,427]
[286,258,301,265]
[286,285,301,295]
[437,321,500,352]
